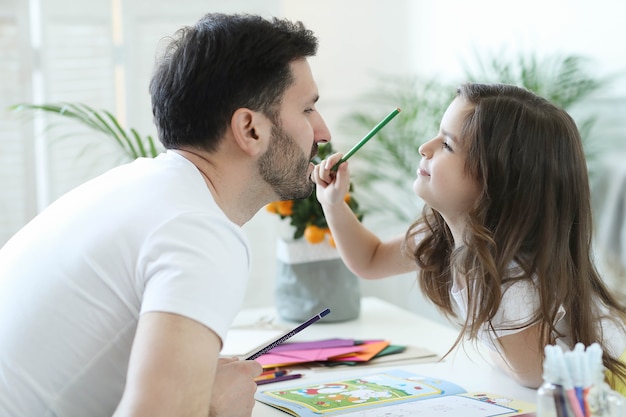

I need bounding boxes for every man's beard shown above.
[258,125,317,201]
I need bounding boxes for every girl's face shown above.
[413,96,481,224]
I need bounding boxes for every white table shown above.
[228,297,538,416]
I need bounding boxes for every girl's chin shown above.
[412,180,423,196]
[412,183,430,205]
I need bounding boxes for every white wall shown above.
[409,0,626,93]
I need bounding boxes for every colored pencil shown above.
[245,308,331,360]
[331,107,401,171]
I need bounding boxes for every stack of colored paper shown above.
[254,338,404,368]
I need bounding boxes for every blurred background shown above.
[1,0,625,326]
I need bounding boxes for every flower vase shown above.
[274,238,361,323]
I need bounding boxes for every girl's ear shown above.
[230,108,271,156]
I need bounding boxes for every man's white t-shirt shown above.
[0,151,251,417]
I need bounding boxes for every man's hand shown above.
[210,358,263,417]
[114,313,262,417]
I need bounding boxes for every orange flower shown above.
[304,224,326,244]
[265,202,279,214]
[276,200,294,216]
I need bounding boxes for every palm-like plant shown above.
[463,52,604,109]
[462,51,608,168]
[10,102,160,159]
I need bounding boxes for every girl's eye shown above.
[442,141,453,152]
[304,108,314,114]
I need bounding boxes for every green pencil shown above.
[331,107,401,171]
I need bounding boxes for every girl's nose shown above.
[418,140,431,158]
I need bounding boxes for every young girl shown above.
[312,83,626,392]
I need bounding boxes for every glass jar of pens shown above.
[537,343,625,417]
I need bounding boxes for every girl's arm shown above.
[490,323,545,388]
[312,153,415,279]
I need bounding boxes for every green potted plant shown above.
[264,142,364,323]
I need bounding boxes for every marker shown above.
[245,308,331,360]
[331,107,401,171]
[254,370,287,382]
[255,373,303,385]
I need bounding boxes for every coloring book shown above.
[255,369,536,417]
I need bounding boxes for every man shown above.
[0,13,331,417]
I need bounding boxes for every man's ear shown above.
[231,108,271,156]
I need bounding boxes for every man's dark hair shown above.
[150,13,318,151]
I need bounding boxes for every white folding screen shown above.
[0,0,36,245]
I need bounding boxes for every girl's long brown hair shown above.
[405,83,626,382]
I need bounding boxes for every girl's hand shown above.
[311,152,351,206]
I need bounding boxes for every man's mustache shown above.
[310,143,319,160]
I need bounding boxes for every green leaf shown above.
[10,102,161,160]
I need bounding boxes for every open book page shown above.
[336,393,536,417]
[255,369,536,417]
[255,369,465,417]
